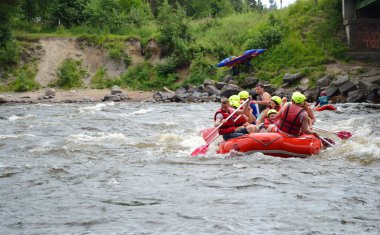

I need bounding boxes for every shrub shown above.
[10,64,40,92]
[90,67,108,89]
[55,59,86,89]
[0,40,20,66]
[184,53,216,86]
[244,23,284,50]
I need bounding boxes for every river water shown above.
[0,102,379,234]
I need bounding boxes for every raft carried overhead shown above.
[217,49,266,67]
[216,132,324,158]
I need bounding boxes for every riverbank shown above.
[0,88,154,104]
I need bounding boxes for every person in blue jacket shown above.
[314,91,329,107]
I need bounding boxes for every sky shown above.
[262,0,297,8]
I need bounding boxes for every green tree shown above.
[156,0,191,56]
[19,0,57,23]
[0,0,18,48]
[52,0,88,27]
[230,0,244,13]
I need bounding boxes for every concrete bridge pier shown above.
[342,0,380,61]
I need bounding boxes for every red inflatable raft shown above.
[217,132,323,158]
[314,104,336,112]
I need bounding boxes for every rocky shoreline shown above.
[154,66,380,104]
[1,65,379,105]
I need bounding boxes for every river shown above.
[0,102,379,234]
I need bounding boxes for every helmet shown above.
[271,96,282,105]
[291,92,306,104]
[229,95,240,103]
[238,91,249,99]
[320,91,327,96]
[229,100,240,108]
[267,109,278,117]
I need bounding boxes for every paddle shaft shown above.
[204,98,250,140]
[319,137,334,147]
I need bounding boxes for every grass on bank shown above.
[1,0,347,92]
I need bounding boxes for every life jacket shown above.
[276,104,305,136]
[318,96,329,106]
[234,114,246,127]
[263,118,273,128]
[214,108,236,135]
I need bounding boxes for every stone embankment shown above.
[153,66,380,104]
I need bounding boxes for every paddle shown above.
[319,136,334,147]
[313,127,353,139]
[192,98,250,156]
[199,98,250,144]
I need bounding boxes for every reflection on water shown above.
[0,102,379,234]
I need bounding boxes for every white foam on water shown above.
[8,115,36,122]
[157,133,183,142]
[79,102,115,114]
[66,132,129,145]
[130,108,152,115]
[0,134,36,140]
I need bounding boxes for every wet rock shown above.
[333,75,349,86]
[203,79,215,86]
[297,77,310,91]
[215,82,226,90]
[103,95,121,102]
[175,87,187,95]
[304,88,319,102]
[45,88,56,98]
[241,77,259,89]
[272,88,286,97]
[338,81,357,95]
[326,85,339,97]
[316,75,332,87]
[283,72,302,84]
[204,84,221,96]
[346,90,365,103]
[220,84,241,98]
[111,85,122,95]
[196,85,205,93]
[0,95,7,103]
[153,91,174,102]
[223,75,233,83]
[358,76,380,95]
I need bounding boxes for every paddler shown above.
[214,97,255,141]
[267,92,319,138]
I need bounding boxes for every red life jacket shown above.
[214,108,236,135]
[276,104,305,136]
[263,118,273,128]
[234,112,247,127]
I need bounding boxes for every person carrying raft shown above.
[267,92,319,138]
[214,97,256,141]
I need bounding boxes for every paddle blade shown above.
[191,144,210,157]
[201,127,219,145]
[336,131,352,139]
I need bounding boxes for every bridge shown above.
[342,0,380,60]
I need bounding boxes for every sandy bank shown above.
[0,89,154,104]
